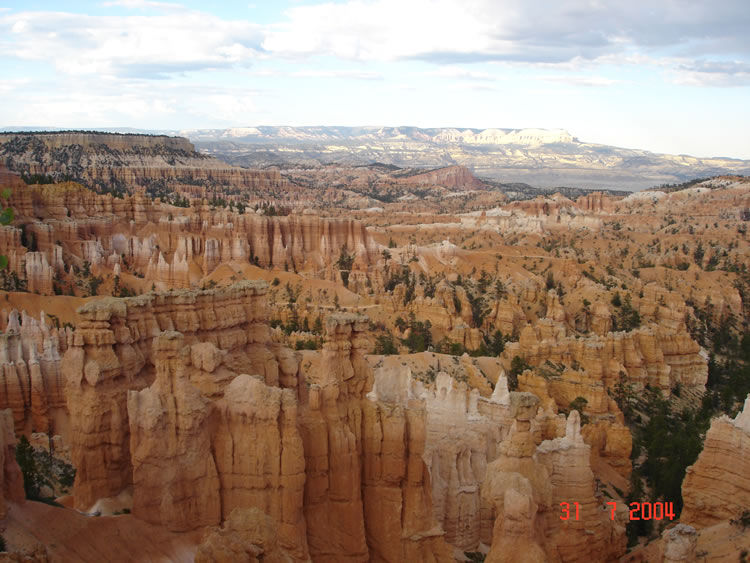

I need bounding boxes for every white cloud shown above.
[0,78,30,94]
[670,60,750,87]
[0,8,263,78]
[263,0,750,67]
[101,0,184,10]
[264,0,492,61]
[426,66,495,81]
[1,80,261,128]
[292,69,382,80]
[540,75,622,87]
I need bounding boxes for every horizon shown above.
[2,124,748,163]
[2,0,749,159]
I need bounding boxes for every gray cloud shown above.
[2,0,750,88]
[265,0,750,76]
[673,59,750,86]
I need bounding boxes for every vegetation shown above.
[507,356,530,391]
[401,314,432,353]
[16,435,42,499]
[374,332,399,355]
[611,293,641,331]
[568,396,589,425]
[0,187,13,271]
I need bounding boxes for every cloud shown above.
[263,0,750,67]
[101,0,184,10]
[540,75,622,87]
[0,78,30,94]
[426,66,495,81]
[671,60,750,87]
[1,79,261,127]
[0,8,263,79]
[292,69,383,80]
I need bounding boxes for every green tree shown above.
[15,435,41,499]
[508,355,530,391]
[374,333,398,355]
[0,188,14,271]
[490,330,505,356]
[568,396,589,425]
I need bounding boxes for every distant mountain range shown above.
[3,125,748,191]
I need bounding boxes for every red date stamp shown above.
[560,501,675,521]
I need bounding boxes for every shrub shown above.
[15,435,41,499]
[374,333,398,355]
[508,356,530,391]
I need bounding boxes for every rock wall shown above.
[680,394,750,528]
[366,360,514,552]
[0,408,25,521]
[299,315,455,562]
[398,165,485,191]
[0,133,285,196]
[0,311,69,434]
[62,282,271,510]
[127,331,310,558]
[504,321,707,392]
[0,132,195,152]
[481,394,625,562]
[58,286,458,561]
[2,181,377,290]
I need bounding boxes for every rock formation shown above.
[0,175,378,292]
[62,282,271,511]
[54,285,461,560]
[504,321,707,392]
[481,394,625,562]
[127,331,309,558]
[0,408,25,520]
[661,524,698,563]
[680,394,750,528]
[195,507,286,563]
[366,356,514,551]
[0,310,69,434]
[0,132,286,200]
[397,165,485,191]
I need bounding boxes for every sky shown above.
[1,0,750,159]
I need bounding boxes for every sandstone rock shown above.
[482,402,626,562]
[661,524,698,563]
[397,165,485,191]
[63,282,271,510]
[127,331,221,531]
[3,178,378,293]
[0,311,68,434]
[299,313,370,561]
[0,409,25,520]
[504,322,707,393]
[681,394,750,528]
[195,508,285,563]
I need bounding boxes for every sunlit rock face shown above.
[681,394,750,528]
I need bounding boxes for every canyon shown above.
[0,132,748,562]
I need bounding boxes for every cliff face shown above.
[0,175,377,293]
[0,310,70,434]
[481,394,625,562]
[367,358,513,552]
[0,133,285,199]
[504,321,707,392]
[398,165,485,191]
[0,280,636,560]
[680,395,750,528]
[0,408,25,520]
[53,285,454,560]
[62,282,273,511]
[0,132,195,152]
